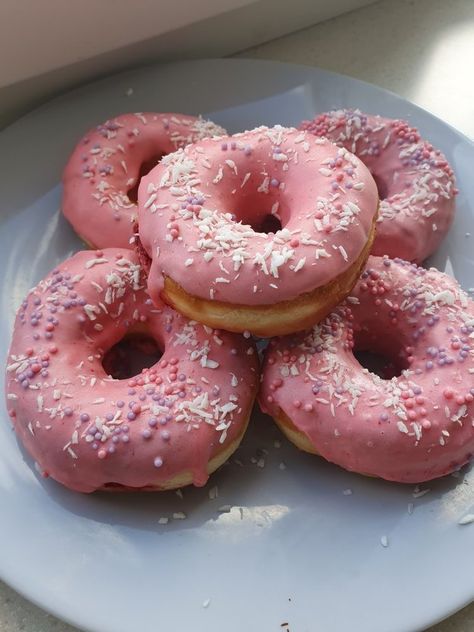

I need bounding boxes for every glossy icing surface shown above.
[300,110,457,262]
[138,125,378,306]
[260,256,474,483]
[5,249,258,492]
[62,113,226,248]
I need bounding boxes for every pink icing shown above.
[5,249,258,493]
[260,256,474,483]
[62,113,226,249]
[300,110,457,263]
[137,125,378,306]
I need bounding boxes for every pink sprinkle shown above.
[443,388,454,400]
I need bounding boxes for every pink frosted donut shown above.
[260,255,474,483]
[137,125,379,337]
[300,110,457,263]
[62,113,226,249]
[5,249,258,493]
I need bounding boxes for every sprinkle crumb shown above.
[208,485,219,500]
[407,503,414,515]
[173,512,187,520]
[342,489,353,496]
[412,487,430,499]
[158,517,169,525]
[202,599,211,609]
[380,535,389,548]
[176,489,184,499]
[257,457,265,468]
[218,505,232,513]
[125,88,134,96]
[279,462,287,470]
[274,440,281,448]
[458,513,474,525]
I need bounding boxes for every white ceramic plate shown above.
[1,59,473,632]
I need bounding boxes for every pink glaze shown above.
[260,256,474,483]
[5,249,258,493]
[62,113,226,249]
[300,110,457,263]
[137,125,378,306]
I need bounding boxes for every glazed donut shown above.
[137,125,379,337]
[260,255,474,483]
[5,249,258,493]
[300,110,457,263]
[62,113,226,249]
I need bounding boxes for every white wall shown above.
[0,0,376,126]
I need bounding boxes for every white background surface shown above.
[1,0,473,630]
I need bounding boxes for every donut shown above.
[259,255,474,483]
[137,125,379,337]
[62,113,226,249]
[5,249,258,493]
[300,110,457,263]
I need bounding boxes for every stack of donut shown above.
[6,106,473,494]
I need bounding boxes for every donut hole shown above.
[255,214,283,234]
[353,329,408,379]
[127,154,164,204]
[371,172,389,200]
[102,332,162,380]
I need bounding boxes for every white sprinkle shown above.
[185,258,194,267]
[85,257,109,269]
[380,535,389,548]
[173,512,187,520]
[241,172,251,188]
[202,599,211,609]
[407,503,414,515]
[293,257,306,272]
[319,167,332,177]
[158,517,169,525]
[342,489,353,496]
[218,505,232,513]
[458,514,474,525]
[338,245,348,261]
[279,462,287,470]
[176,489,184,500]
[144,193,157,209]
[397,421,409,434]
